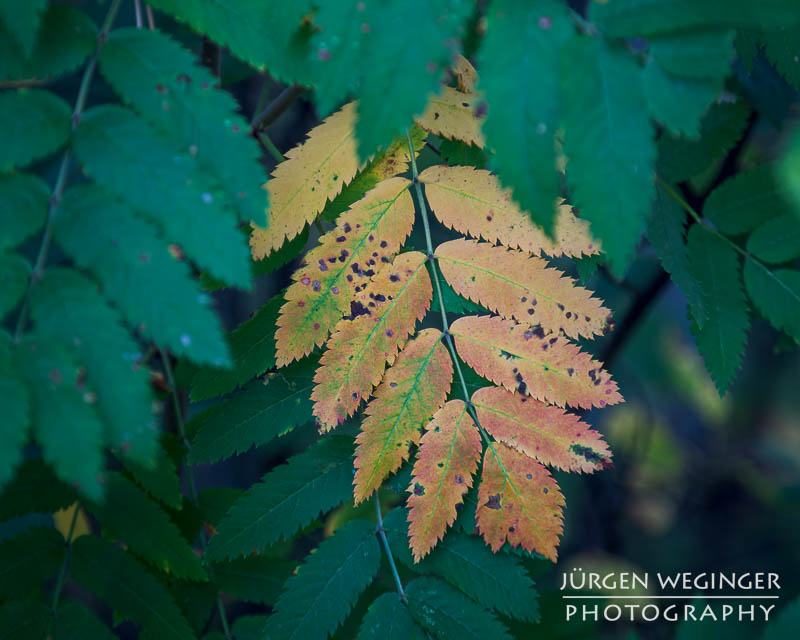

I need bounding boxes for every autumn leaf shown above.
[472,386,612,473]
[407,400,482,562]
[415,87,485,149]
[311,251,432,430]
[353,328,452,503]
[436,238,611,339]
[452,55,478,93]
[476,442,564,561]
[250,102,361,259]
[274,177,415,365]
[450,315,623,409]
[420,165,600,257]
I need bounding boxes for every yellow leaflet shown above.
[420,165,600,257]
[274,177,415,366]
[416,87,485,149]
[452,55,478,93]
[251,102,361,258]
[311,251,432,430]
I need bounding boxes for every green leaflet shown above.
[0,526,64,599]
[0,4,96,83]
[212,555,296,605]
[70,535,195,640]
[646,187,706,325]
[406,577,512,640]
[72,104,250,289]
[560,38,656,276]
[30,269,158,465]
[0,371,27,489]
[743,259,800,342]
[0,599,50,640]
[642,60,719,138]
[0,173,48,251]
[85,472,206,581]
[189,357,316,463]
[0,459,77,521]
[99,28,267,226]
[122,448,183,510]
[168,580,217,636]
[704,164,790,235]
[439,139,489,168]
[189,295,281,401]
[658,100,751,184]
[762,26,800,88]
[0,0,47,55]
[0,88,70,171]
[649,29,735,80]
[478,0,571,235]
[52,601,117,640]
[14,336,105,500]
[54,183,230,366]
[264,519,381,640]
[204,436,355,561]
[688,226,750,394]
[359,593,426,640]
[199,487,243,528]
[146,0,315,85]
[354,0,471,160]
[0,253,29,321]
[231,616,269,640]
[383,508,539,622]
[746,214,800,264]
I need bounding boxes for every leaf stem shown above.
[374,494,407,602]
[12,0,123,342]
[50,503,82,616]
[250,83,305,131]
[257,131,286,163]
[158,346,233,640]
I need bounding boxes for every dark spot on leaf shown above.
[485,494,502,510]
[414,483,425,496]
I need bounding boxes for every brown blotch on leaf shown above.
[485,494,502,510]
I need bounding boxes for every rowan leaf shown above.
[312,251,432,430]
[0,254,29,321]
[359,593,426,640]
[420,165,599,257]
[122,450,183,510]
[747,214,800,264]
[476,442,564,561]
[0,173,48,251]
[0,88,70,171]
[0,0,47,56]
[649,28,735,80]
[451,315,623,410]
[52,601,117,640]
[436,239,611,339]
[264,519,381,640]
[0,600,50,640]
[204,436,354,561]
[212,555,295,605]
[250,102,361,258]
[275,177,415,365]
[0,526,64,599]
[743,259,800,342]
[416,87,485,148]
[472,386,611,473]
[407,400,482,561]
[0,371,28,490]
[354,328,453,503]
[0,459,77,521]
[762,26,800,88]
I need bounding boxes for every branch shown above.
[250,83,305,131]
[374,494,407,602]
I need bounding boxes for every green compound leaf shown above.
[0,526,64,599]
[704,164,791,235]
[649,28,735,80]
[0,459,77,521]
[30,269,158,465]
[14,336,105,500]
[189,357,316,463]
[0,253,30,321]
[72,104,250,289]
[354,0,471,160]
[0,88,70,171]
[0,0,47,55]
[0,4,96,83]
[743,259,800,342]
[264,519,381,640]
[85,472,207,581]
[646,187,706,325]
[146,0,315,84]
[0,599,50,640]
[478,0,573,235]
[54,184,230,367]
[205,436,355,561]
[52,601,117,640]
[99,28,267,226]
[122,449,183,510]
[406,576,512,640]
[688,226,750,394]
[189,295,281,401]
[0,370,28,490]
[761,26,800,88]
[71,535,195,640]
[746,214,800,264]
[0,173,49,251]
[359,593,426,640]
[212,555,296,605]
[560,38,656,276]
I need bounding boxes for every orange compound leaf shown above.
[415,87,485,149]
[274,177,415,366]
[420,165,600,258]
[476,442,565,561]
[450,315,623,410]
[250,102,361,258]
[407,400,482,562]
[472,386,612,473]
[435,238,611,339]
[311,251,432,430]
[353,329,453,504]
